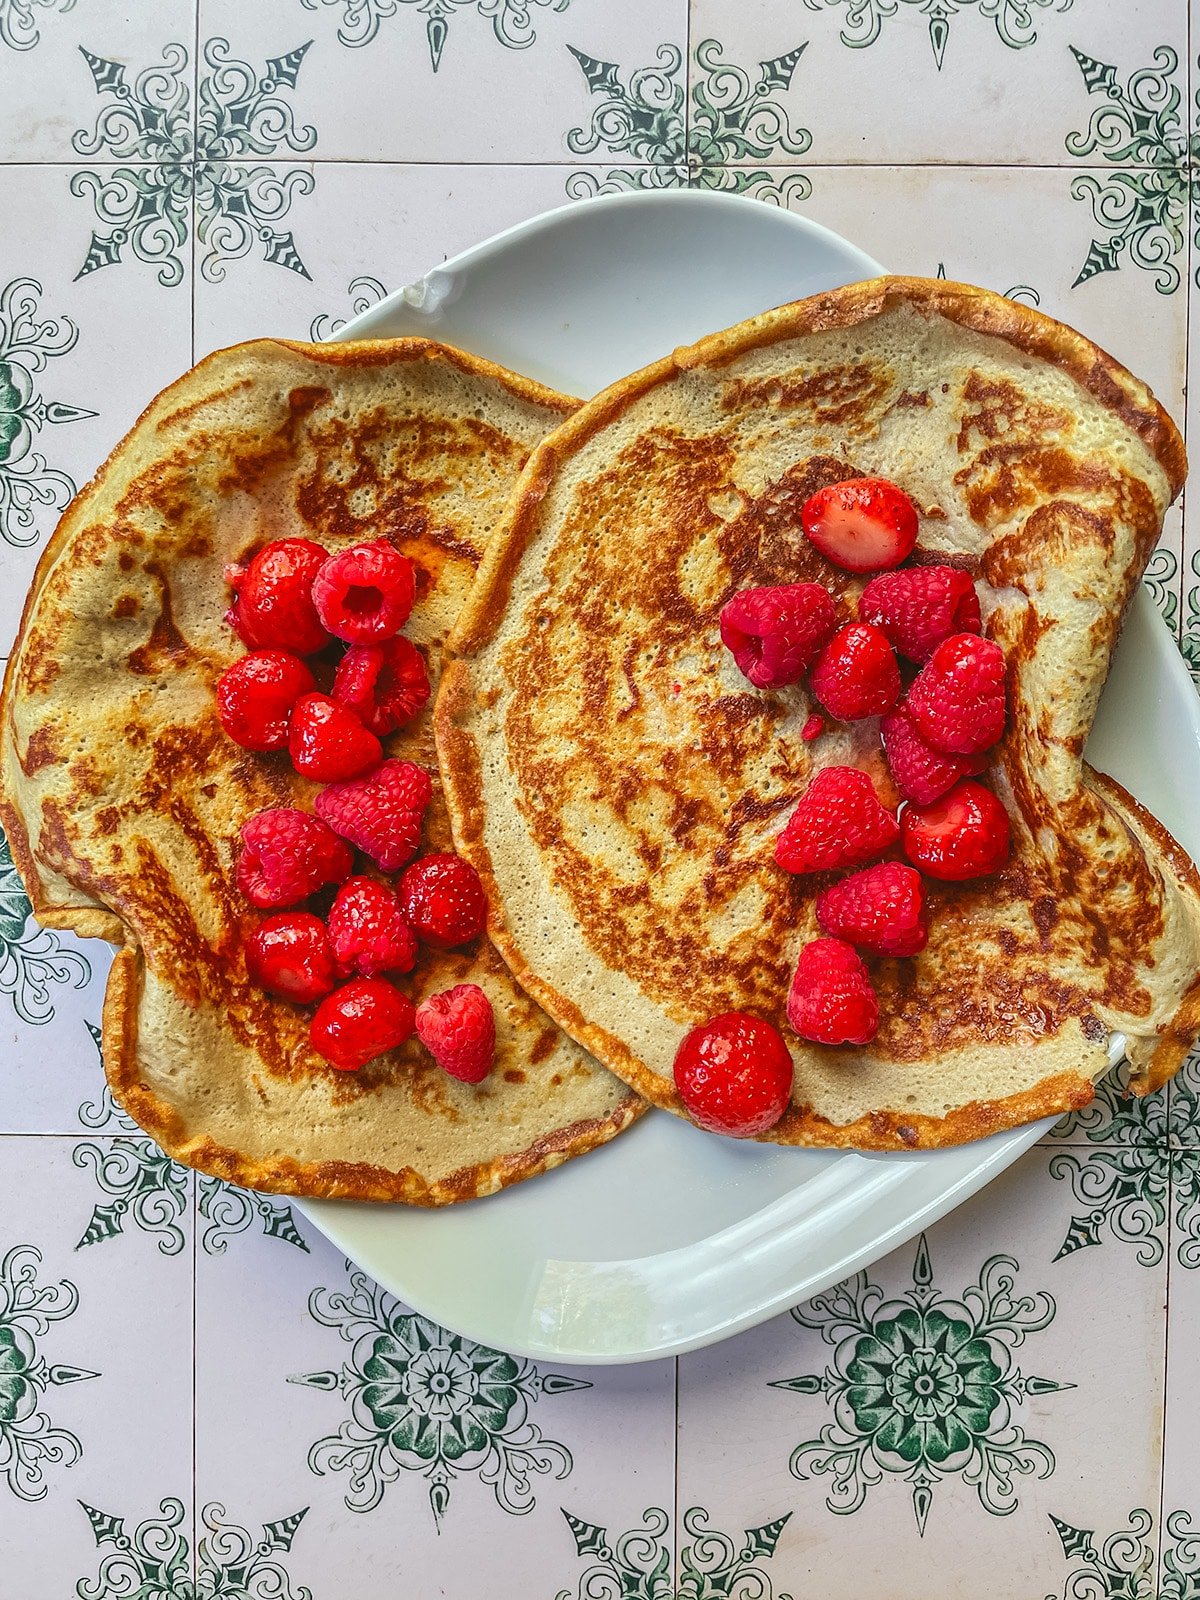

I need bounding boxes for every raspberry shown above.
[288,693,382,783]
[801,714,825,741]
[215,650,315,751]
[312,540,416,644]
[801,478,918,573]
[415,983,497,1083]
[775,766,899,875]
[315,758,432,872]
[672,1012,794,1138]
[900,778,1011,881]
[332,636,431,736]
[719,583,837,689]
[816,861,928,958]
[906,633,1007,755]
[225,538,329,655]
[244,912,337,1003]
[327,876,418,979]
[310,977,416,1071]
[859,565,981,663]
[236,808,353,909]
[881,706,989,805]
[397,852,487,949]
[787,937,879,1045]
[810,623,900,721]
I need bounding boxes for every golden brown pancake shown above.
[0,337,642,1201]
[437,277,1200,1150]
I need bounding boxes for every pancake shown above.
[0,336,642,1201]
[436,276,1200,1150]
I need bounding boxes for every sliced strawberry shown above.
[800,478,919,573]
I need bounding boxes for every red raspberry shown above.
[901,779,1011,881]
[310,977,416,1071]
[332,636,431,736]
[810,623,900,721]
[215,651,315,751]
[315,758,432,872]
[801,714,825,741]
[800,478,918,572]
[859,565,981,663]
[288,693,382,783]
[787,937,879,1045]
[719,583,837,689]
[225,538,329,655]
[236,808,353,909]
[816,861,928,958]
[672,1012,793,1138]
[398,853,487,948]
[881,706,989,805]
[906,633,1007,755]
[415,983,497,1084]
[327,876,418,979]
[775,766,899,875]
[244,912,337,1003]
[311,540,416,644]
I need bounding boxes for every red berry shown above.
[800,478,918,573]
[775,766,899,875]
[332,636,431,736]
[312,540,416,644]
[236,808,353,910]
[859,565,981,663]
[801,713,825,741]
[816,861,928,958]
[881,706,989,806]
[315,758,433,872]
[327,876,418,979]
[215,650,315,751]
[310,977,416,1071]
[901,779,1011,881]
[787,938,879,1045]
[225,538,329,655]
[906,633,1007,755]
[415,983,496,1083]
[288,693,382,783]
[810,623,900,721]
[719,583,837,689]
[397,852,487,949]
[673,1012,794,1138]
[245,912,337,1003]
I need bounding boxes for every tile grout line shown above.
[673,1354,681,1579]
[0,158,1191,172]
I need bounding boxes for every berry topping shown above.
[816,861,928,958]
[332,636,431,736]
[311,540,416,644]
[719,582,837,689]
[244,912,337,1003]
[225,538,329,655]
[775,766,899,875]
[906,633,1007,755]
[327,876,419,979]
[310,977,416,1071]
[397,852,487,949]
[880,706,989,805]
[800,478,919,573]
[900,779,1011,881]
[215,650,315,751]
[315,758,432,872]
[787,937,879,1046]
[810,623,901,721]
[415,983,497,1083]
[801,713,825,741]
[236,808,353,909]
[859,565,981,663]
[288,693,382,783]
[672,1012,794,1138]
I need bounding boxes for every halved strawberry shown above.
[800,478,919,573]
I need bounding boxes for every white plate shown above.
[297,189,1200,1365]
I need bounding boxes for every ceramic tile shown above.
[1162,1192,1200,1594]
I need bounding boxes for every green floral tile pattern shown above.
[0,0,74,53]
[0,830,90,1024]
[555,1506,794,1600]
[309,275,390,340]
[300,0,570,66]
[800,0,1072,71]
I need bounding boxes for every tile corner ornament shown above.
[554,1506,795,1600]
[299,0,570,67]
[309,276,391,341]
[770,1235,1070,1536]
[799,0,1072,72]
[0,827,91,1023]
[0,0,74,54]
[1043,1505,1200,1599]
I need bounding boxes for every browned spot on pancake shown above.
[19,725,59,775]
[504,1069,526,1084]
[113,594,140,619]
[531,1026,558,1064]
[95,806,121,837]
[747,456,865,588]
[721,363,893,432]
[1032,895,1059,942]
[128,560,188,676]
[182,533,212,558]
[118,551,135,572]
[893,390,931,409]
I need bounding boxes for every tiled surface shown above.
[4,1,1200,1595]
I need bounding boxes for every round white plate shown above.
[297,189,1199,1364]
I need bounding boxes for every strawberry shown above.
[719,582,837,689]
[881,706,989,806]
[236,808,353,910]
[816,861,928,957]
[312,540,416,644]
[315,758,432,872]
[900,779,1011,881]
[244,912,337,1003]
[310,977,416,1071]
[397,853,487,949]
[672,1012,794,1138]
[216,650,315,751]
[775,766,899,875]
[858,565,981,663]
[787,937,879,1046]
[288,693,382,783]
[415,983,497,1084]
[906,633,1007,755]
[225,538,329,655]
[327,876,419,979]
[800,478,918,573]
[332,636,431,736]
[810,623,900,721]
